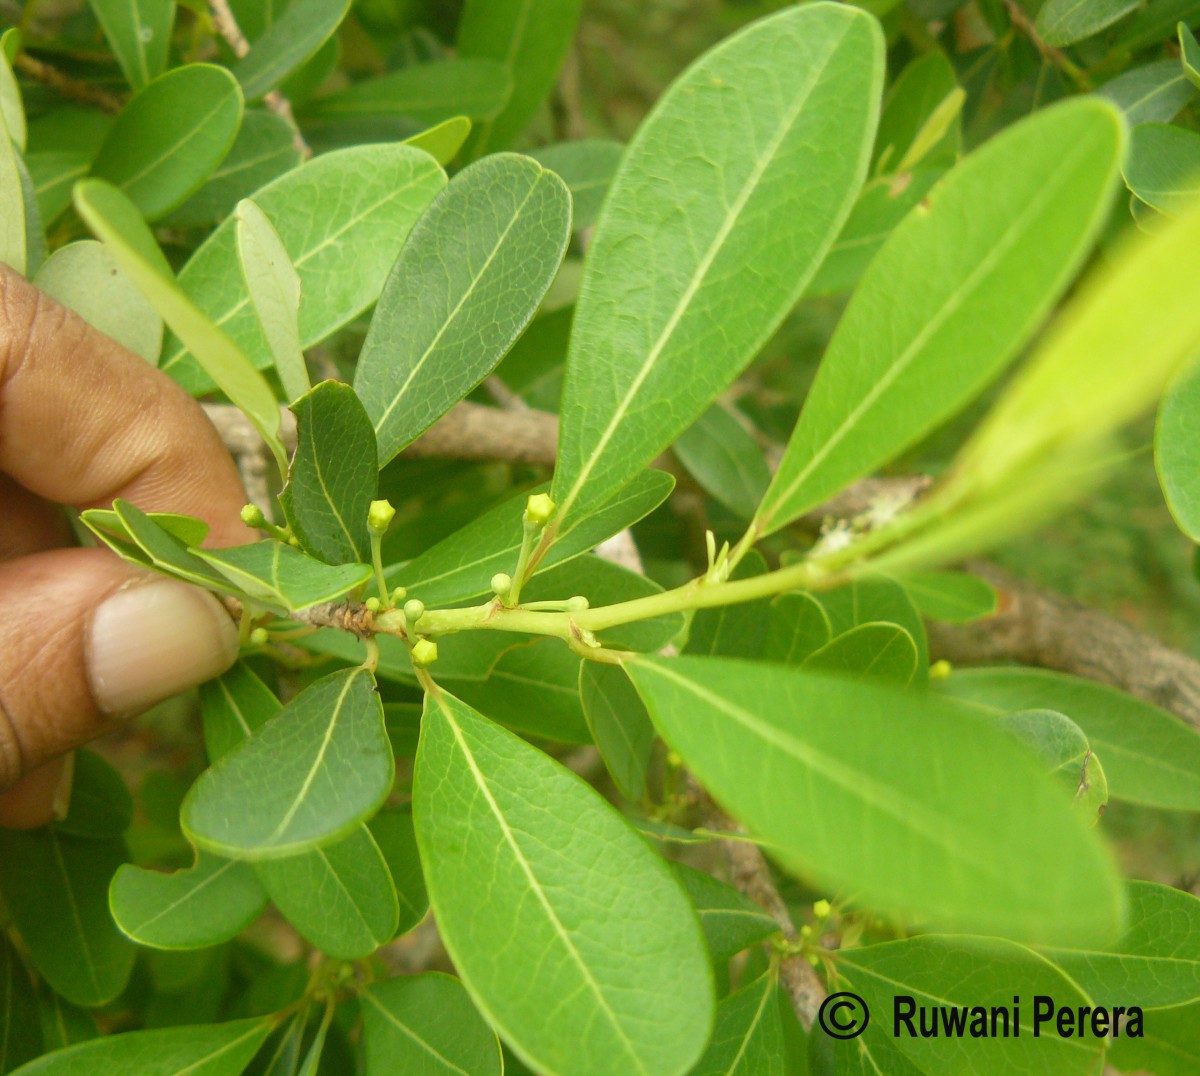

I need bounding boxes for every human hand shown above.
[0,266,251,828]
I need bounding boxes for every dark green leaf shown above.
[685,552,771,659]
[673,864,778,965]
[35,988,97,1054]
[762,592,832,665]
[1100,61,1196,125]
[529,139,623,231]
[820,574,929,681]
[233,0,350,101]
[579,662,655,801]
[900,569,997,622]
[367,809,428,937]
[26,150,91,226]
[690,973,784,1076]
[87,0,174,90]
[1,935,41,1072]
[673,404,771,521]
[1037,0,1140,46]
[200,660,280,764]
[1125,123,1200,218]
[52,749,132,838]
[803,622,919,685]
[1115,0,1200,50]
[873,51,961,172]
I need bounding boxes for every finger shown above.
[0,547,238,791]
[0,474,73,561]
[0,267,252,547]
[0,758,67,829]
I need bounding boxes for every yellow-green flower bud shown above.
[241,504,266,528]
[490,572,513,598]
[365,596,382,613]
[929,659,953,680]
[391,586,408,605]
[524,492,556,526]
[411,638,438,666]
[249,627,270,646]
[403,598,425,625]
[368,499,396,535]
[564,595,589,612]
[813,899,832,919]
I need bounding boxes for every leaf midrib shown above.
[361,990,473,1074]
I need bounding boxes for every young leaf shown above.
[672,864,779,965]
[550,4,883,527]
[160,145,446,393]
[52,749,133,838]
[579,662,655,801]
[457,0,583,158]
[233,0,350,101]
[182,667,392,860]
[763,591,832,665]
[935,667,1200,810]
[200,660,279,764]
[414,689,714,1075]
[1099,61,1196,125]
[803,622,919,685]
[360,973,503,1076]
[33,240,163,363]
[255,823,398,959]
[89,64,243,221]
[899,569,997,622]
[355,153,570,465]
[87,0,174,90]
[73,182,287,473]
[1,935,41,1072]
[625,656,1124,945]
[0,105,25,274]
[0,829,135,1007]
[672,403,771,521]
[1125,123,1200,217]
[529,139,623,231]
[690,973,785,1076]
[1157,358,1200,540]
[367,809,428,936]
[191,541,372,612]
[104,500,241,595]
[404,115,473,164]
[235,198,309,403]
[109,851,268,949]
[1037,0,1140,46]
[755,98,1125,535]
[11,1017,273,1075]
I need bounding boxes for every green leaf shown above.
[52,749,133,838]
[109,850,268,949]
[192,541,372,612]
[393,470,673,607]
[414,689,714,1075]
[998,709,1108,819]
[821,574,929,680]
[35,989,97,1054]
[361,973,502,1076]
[1109,998,1199,1075]
[529,139,623,231]
[33,239,163,363]
[161,144,445,394]
[899,569,997,622]
[550,4,883,527]
[233,0,349,101]
[1157,352,1200,540]
[367,809,428,936]
[1037,0,1140,46]
[457,0,584,158]
[355,153,570,465]
[803,622,919,685]
[690,973,784,1076]
[755,98,1125,534]
[17,153,45,276]
[255,823,398,959]
[404,115,472,164]
[1126,123,1200,218]
[0,829,135,1007]
[1,935,41,1072]
[874,51,961,173]
[0,103,25,273]
[26,150,91,226]
[579,663,655,801]
[1040,881,1200,1007]
[73,181,287,473]
[0,35,25,152]
[836,935,1103,1074]
[235,198,308,403]
[162,111,301,229]
[182,667,392,860]
[1182,22,1200,88]
[936,667,1200,809]
[685,552,771,659]
[87,0,174,90]
[90,64,243,221]
[278,381,376,565]
[625,656,1124,945]
[763,591,832,665]
[1100,61,1196,125]
[672,864,779,965]
[12,1017,273,1075]
[673,403,771,521]
[1115,0,1200,51]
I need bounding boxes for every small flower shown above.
[368,499,396,535]
[411,639,438,667]
[524,493,556,526]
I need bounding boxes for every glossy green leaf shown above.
[0,829,135,1007]
[1115,0,1200,51]
[356,153,570,465]
[87,0,174,90]
[255,823,398,959]
[457,0,584,158]
[763,591,832,665]
[821,574,929,680]
[579,662,655,801]
[685,552,771,660]
[414,689,714,1075]
[90,64,243,220]
[673,403,771,521]
[837,935,1103,1074]
[192,541,371,612]
[1,935,41,1072]
[803,622,918,685]
[1100,61,1196,125]
[235,198,308,403]
[84,506,208,548]
[361,973,502,1076]
[756,98,1125,534]
[404,115,472,164]
[551,3,883,527]
[494,304,572,409]
[160,145,445,393]
[1126,124,1200,217]
[53,749,133,838]
[936,666,1200,811]
[673,864,778,965]
[1109,998,1199,1075]
[109,850,268,949]
[874,51,960,172]
[393,470,673,607]
[13,1018,273,1075]
[900,569,997,622]
[367,809,428,936]
[529,139,623,231]
[33,239,163,363]
[0,104,25,273]
[183,667,392,860]
[163,111,301,229]
[1037,0,1140,46]
[1158,354,1200,541]
[626,655,1124,945]
[0,37,25,151]
[74,181,287,472]
[691,973,784,1076]
[233,0,349,101]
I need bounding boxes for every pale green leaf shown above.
[182,667,392,860]
[673,403,771,521]
[529,139,623,231]
[1109,998,1199,1075]
[998,709,1109,818]
[672,864,778,965]
[899,569,997,622]
[87,0,174,90]
[0,104,25,273]
[1100,61,1196,125]
[90,64,243,220]
[550,4,883,528]
[690,973,784,1076]
[367,809,428,936]
[17,152,45,276]
[626,656,1124,945]
[33,240,163,363]
[414,689,714,1075]
[756,98,1125,534]
[355,153,570,465]
[803,622,918,685]
[233,0,349,101]
[1037,0,1140,46]
[0,37,25,152]
[361,973,502,1076]
[403,115,472,164]
[191,541,371,612]
[579,663,655,801]
[1126,123,1200,217]
[1157,354,1200,540]
[1,936,41,1072]
[101,500,239,593]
